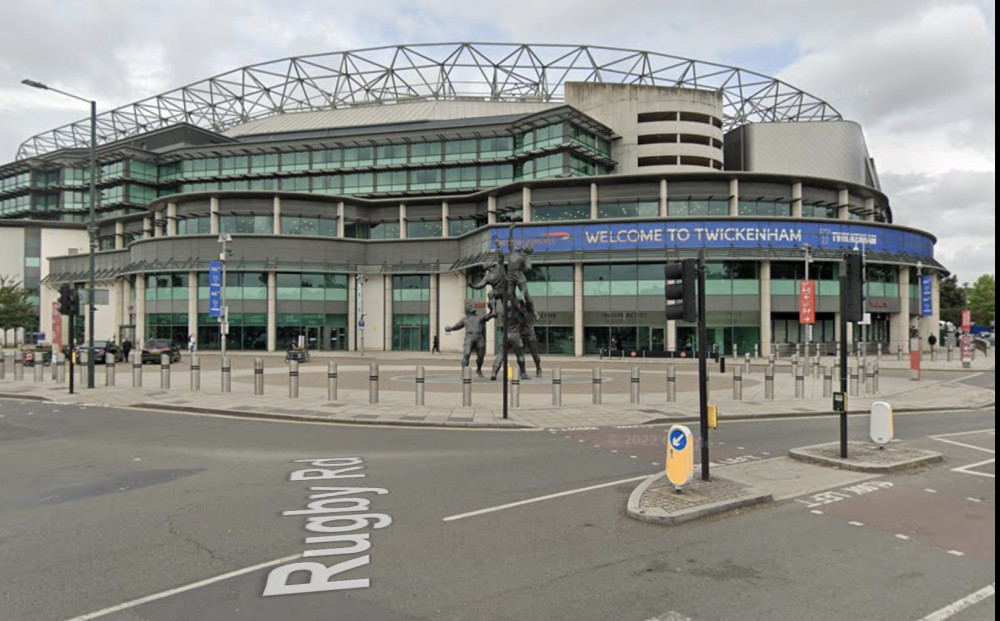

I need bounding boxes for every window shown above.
[406,220,442,238]
[597,201,658,219]
[410,142,441,163]
[409,168,442,191]
[444,139,477,162]
[376,170,407,192]
[376,144,407,165]
[343,147,374,168]
[281,151,311,172]
[250,153,279,173]
[221,155,249,175]
[532,203,589,222]
[480,136,513,158]
[444,167,477,189]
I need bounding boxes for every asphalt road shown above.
[0,397,993,621]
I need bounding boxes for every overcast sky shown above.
[1,0,993,282]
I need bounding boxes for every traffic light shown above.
[59,285,80,316]
[664,259,698,322]
[843,251,864,323]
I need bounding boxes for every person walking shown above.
[432,334,441,354]
[121,338,133,363]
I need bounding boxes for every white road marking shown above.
[947,550,965,557]
[916,583,995,621]
[59,553,302,621]
[932,436,995,454]
[848,521,864,526]
[966,497,983,503]
[951,459,996,479]
[895,534,910,540]
[443,474,650,522]
[810,510,824,515]
[644,612,692,621]
[924,488,937,493]
[931,428,995,439]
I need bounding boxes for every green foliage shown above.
[0,275,38,340]
[938,274,966,326]
[968,274,995,326]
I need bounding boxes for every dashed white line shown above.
[848,521,864,527]
[916,583,995,621]
[952,459,996,479]
[810,510,824,515]
[967,497,983,503]
[629,455,638,459]
[924,488,938,493]
[895,534,911,540]
[947,550,965,557]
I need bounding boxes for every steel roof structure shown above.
[17,42,842,160]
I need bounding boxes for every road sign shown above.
[920,275,934,317]
[209,260,223,318]
[870,401,893,445]
[665,425,694,489]
[358,320,365,328]
[799,280,816,324]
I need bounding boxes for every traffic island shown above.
[627,471,772,525]
[789,441,943,474]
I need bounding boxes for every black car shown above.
[76,340,123,364]
[141,339,182,364]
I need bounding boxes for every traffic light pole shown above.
[68,314,75,395]
[697,250,710,480]
[839,272,848,458]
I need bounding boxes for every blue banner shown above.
[489,220,935,259]
[921,275,934,317]
[209,260,223,318]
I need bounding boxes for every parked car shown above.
[76,340,123,364]
[21,344,53,367]
[141,339,182,364]
[285,345,311,363]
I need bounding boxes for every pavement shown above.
[0,349,992,430]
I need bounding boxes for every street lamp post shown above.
[803,242,812,356]
[218,234,232,358]
[23,79,98,388]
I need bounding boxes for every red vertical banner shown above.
[51,302,63,348]
[961,309,971,332]
[799,280,816,324]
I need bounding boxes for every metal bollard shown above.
[823,365,832,398]
[254,358,264,395]
[768,353,776,366]
[105,359,115,387]
[132,352,142,387]
[865,363,875,394]
[795,365,805,398]
[328,361,338,401]
[462,366,472,407]
[511,372,520,408]
[0,349,5,380]
[56,354,66,384]
[666,365,676,402]
[78,355,86,386]
[877,342,883,360]
[160,353,171,389]
[930,347,937,362]
[415,366,425,406]
[289,360,299,398]
[592,367,602,405]
[765,363,774,400]
[14,350,23,381]
[897,344,903,361]
[812,356,819,379]
[754,344,760,359]
[35,359,45,382]
[552,367,562,406]
[947,345,953,362]
[873,362,880,393]
[191,355,201,391]
[791,353,798,376]
[369,363,379,404]
[221,356,231,393]
[744,353,751,375]
[51,349,59,381]
[630,366,640,403]
[850,365,859,396]
[733,365,742,400]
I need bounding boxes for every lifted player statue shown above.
[445,301,492,377]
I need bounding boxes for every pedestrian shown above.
[188,333,196,354]
[122,337,133,362]
[432,334,441,354]
[928,334,937,350]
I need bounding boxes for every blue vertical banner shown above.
[209,260,223,318]
[920,275,933,317]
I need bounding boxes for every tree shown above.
[968,274,995,327]
[0,276,38,347]
[938,274,966,327]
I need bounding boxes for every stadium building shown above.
[1,43,942,356]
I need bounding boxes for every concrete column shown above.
[266,270,277,352]
[590,183,599,220]
[760,260,772,357]
[893,266,911,353]
[188,270,198,342]
[441,202,450,238]
[658,179,667,217]
[119,277,131,330]
[348,274,357,352]
[864,198,876,222]
[429,274,438,352]
[838,189,850,220]
[143,216,153,239]
[273,196,282,234]
[791,182,803,218]
[522,187,531,222]
[487,196,497,225]
[729,178,739,216]
[135,276,146,342]
[399,204,407,239]
[384,275,393,351]
[337,202,345,237]
[166,202,178,235]
[574,261,584,357]
[441,271,466,353]
[114,221,124,249]
[210,197,220,235]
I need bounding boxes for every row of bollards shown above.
[4,352,890,406]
